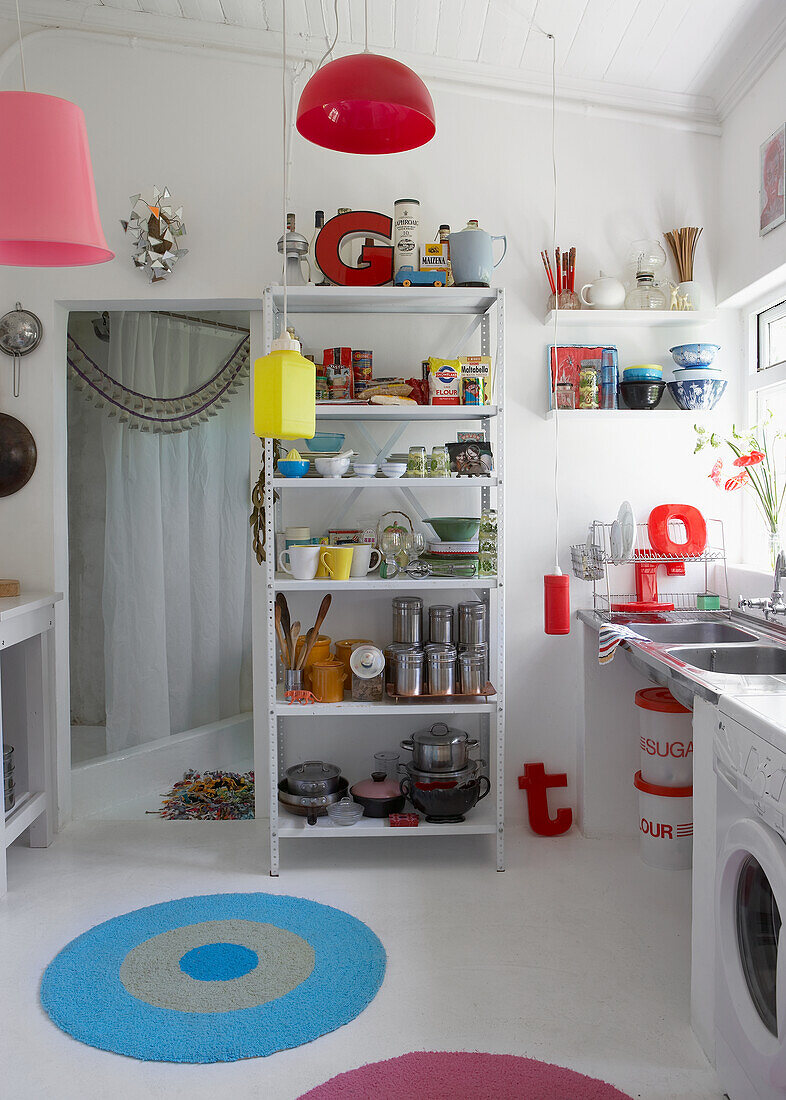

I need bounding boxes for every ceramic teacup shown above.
[279,544,320,580]
[319,545,354,581]
[349,544,382,577]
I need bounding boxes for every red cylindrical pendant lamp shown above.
[296,53,435,154]
[0,92,114,266]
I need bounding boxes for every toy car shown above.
[394,266,447,287]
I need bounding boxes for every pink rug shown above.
[298,1051,633,1099]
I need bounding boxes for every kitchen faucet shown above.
[739,550,786,619]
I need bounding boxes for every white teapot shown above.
[579,271,625,310]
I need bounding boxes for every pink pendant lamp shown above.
[0,91,113,266]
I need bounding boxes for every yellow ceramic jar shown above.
[310,659,347,703]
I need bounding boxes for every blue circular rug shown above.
[40,893,386,1063]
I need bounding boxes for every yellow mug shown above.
[319,545,354,581]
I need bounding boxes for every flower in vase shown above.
[733,451,765,467]
[725,471,750,491]
[709,459,723,486]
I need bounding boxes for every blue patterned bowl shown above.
[667,377,727,410]
[669,343,720,368]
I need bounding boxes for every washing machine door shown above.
[717,817,786,1092]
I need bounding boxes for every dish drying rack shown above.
[571,518,730,618]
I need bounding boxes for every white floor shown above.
[1,821,722,1100]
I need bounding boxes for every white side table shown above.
[0,591,62,895]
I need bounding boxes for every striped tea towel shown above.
[598,623,646,664]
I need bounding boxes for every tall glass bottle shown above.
[438,223,454,285]
[310,209,326,285]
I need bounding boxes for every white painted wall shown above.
[718,45,786,304]
[0,29,743,829]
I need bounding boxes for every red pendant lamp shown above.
[0,3,113,266]
[296,0,434,156]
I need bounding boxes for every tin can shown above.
[393,198,420,274]
[353,350,373,386]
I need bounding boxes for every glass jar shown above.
[406,446,427,477]
[578,360,600,409]
[625,273,667,310]
[625,239,667,278]
[429,445,450,478]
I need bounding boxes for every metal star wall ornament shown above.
[121,187,188,283]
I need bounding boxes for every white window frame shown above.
[744,292,786,565]
[757,298,786,379]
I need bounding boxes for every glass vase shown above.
[767,526,784,571]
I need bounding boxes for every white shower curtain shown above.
[98,313,251,753]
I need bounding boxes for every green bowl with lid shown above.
[425,517,481,542]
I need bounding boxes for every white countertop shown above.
[720,691,786,745]
[0,590,62,622]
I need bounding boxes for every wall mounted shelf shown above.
[544,309,717,328]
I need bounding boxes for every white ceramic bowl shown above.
[353,462,378,477]
[670,366,724,383]
[315,455,351,478]
[381,463,407,479]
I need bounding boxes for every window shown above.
[744,298,786,565]
[758,299,786,373]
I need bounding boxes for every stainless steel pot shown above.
[403,758,485,787]
[278,777,349,826]
[400,721,479,772]
[285,760,342,796]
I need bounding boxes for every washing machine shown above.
[715,696,786,1099]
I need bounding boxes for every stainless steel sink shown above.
[667,644,786,676]
[631,622,758,644]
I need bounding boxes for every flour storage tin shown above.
[634,771,692,870]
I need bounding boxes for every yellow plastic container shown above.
[254,346,316,440]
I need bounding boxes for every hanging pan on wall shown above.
[0,301,42,396]
[0,412,36,496]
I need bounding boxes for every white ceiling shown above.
[4,0,786,129]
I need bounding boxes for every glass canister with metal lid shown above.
[392,596,423,644]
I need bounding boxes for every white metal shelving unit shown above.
[258,285,505,875]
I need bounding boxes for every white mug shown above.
[279,544,320,580]
[349,544,382,577]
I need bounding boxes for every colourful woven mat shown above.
[155,770,255,820]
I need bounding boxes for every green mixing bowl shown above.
[425,517,481,542]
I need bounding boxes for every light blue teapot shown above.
[448,220,507,287]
